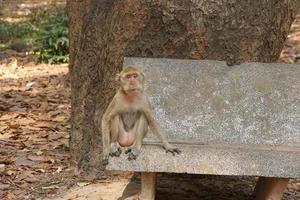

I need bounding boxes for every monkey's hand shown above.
[102,152,109,165]
[109,143,122,157]
[163,143,181,156]
[125,148,140,160]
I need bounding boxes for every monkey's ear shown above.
[140,72,145,80]
[115,73,121,82]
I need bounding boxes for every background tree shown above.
[67,0,300,176]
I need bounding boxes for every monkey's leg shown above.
[110,115,122,157]
[126,114,148,160]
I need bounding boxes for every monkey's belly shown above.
[121,112,138,130]
[118,131,135,147]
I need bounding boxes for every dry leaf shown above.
[48,132,65,141]
[0,164,5,172]
[0,156,13,164]
[14,156,35,166]
[26,82,36,88]
[42,185,59,190]
[39,102,49,112]
[27,126,41,131]
[38,114,50,121]
[52,116,66,122]
[34,122,50,128]
[7,123,20,129]
[0,113,19,121]
[39,131,49,138]
[44,156,55,164]
[0,183,10,190]
[27,155,44,162]
[54,166,62,174]
[48,110,61,117]
[77,182,90,187]
[0,125,8,133]
[19,118,35,126]
[5,170,15,176]
[49,141,64,149]
[35,150,43,156]
[36,169,45,173]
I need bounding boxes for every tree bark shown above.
[67,0,91,163]
[68,0,300,175]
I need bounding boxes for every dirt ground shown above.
[0,14,300,200]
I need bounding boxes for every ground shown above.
[0,14,300,200]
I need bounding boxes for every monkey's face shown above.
[120,71,144,94]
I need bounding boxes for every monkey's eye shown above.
[125,73,138,79]
[126,74,131,79]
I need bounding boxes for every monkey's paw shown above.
[125,148,140,160]
[163,147,181,156]
[109,146,122,157]
[102,155,109,165]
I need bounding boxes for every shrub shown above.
[0,9,69,64]
[0,21,33,43]
[33,11,69,64]
[10,39,28,52]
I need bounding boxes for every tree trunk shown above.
[68,0,300,175]
[67,0,92,164]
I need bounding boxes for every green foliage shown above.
[0,9,69,64]
[33,11,69,64]
[11,39,28,52]
[0,21,33,43]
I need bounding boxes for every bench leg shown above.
[139,172,157,200]
[254,177,289,200]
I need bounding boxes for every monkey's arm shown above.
[101,98,118,163]
[142,106,181,155]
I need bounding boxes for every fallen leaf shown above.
[77,182,90,187]
[39,131,49,138]
[48,110,62,117]
[19,118,35,126]
[52,116,66,122]
[54,166,62,174]
[6,170,15,176]
[26,82,35,88]
[49,141,64,149]
[39,102,49,113]
[0,184,10,190]
[24,176,39,183]
[44,156,55,164]
[15,156,35,166]
[27,155,44,162]
[0,125,8,133]
[48,132,65,141]
[0,156,13,164]
[35,150,43,156]
[42,185,59,190]
[27,126,41,131]
[36,168,45,173]
[38,114,50,121]
[7,123,20,129]
[0,164,5,172]
[0,113,19,121]
[34,122,50,128]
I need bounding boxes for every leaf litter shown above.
[0,13,299,200]
[0,51,76,199]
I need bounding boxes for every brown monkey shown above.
[101,67,180,164]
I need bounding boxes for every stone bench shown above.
[107,57,300,200]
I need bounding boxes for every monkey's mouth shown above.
[129,88,138,92]
[128,86,138,91]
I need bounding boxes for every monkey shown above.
[101,66,181,164]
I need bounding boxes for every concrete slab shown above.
[107,57,300,178]
[107,144,300,178]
